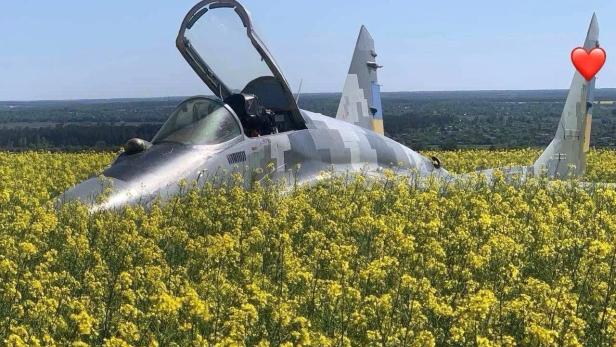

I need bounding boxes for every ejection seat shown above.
[224,93,271,137]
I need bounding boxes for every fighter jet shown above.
[60,0,601,211]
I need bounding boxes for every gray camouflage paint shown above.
[479,14,600,180]
[60,105,446,211]
[532,13,599,178]
[336,26,384,134]
[59,3,601,211]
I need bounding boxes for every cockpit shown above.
[152,97,241,146]
[151,93,288,147]
[176,0,306,137]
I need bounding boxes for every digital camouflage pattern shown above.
[61,2,602,211]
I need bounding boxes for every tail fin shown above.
[336,26,384,135]
[533,13,599,178]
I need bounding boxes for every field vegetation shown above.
[1,150,616,346]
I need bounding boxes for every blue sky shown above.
[1,0,615,101]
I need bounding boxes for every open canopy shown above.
[177,0,305,128]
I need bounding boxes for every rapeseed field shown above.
[1,150,616,346]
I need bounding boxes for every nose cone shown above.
[58,176,143,212]
[59,142,227,211]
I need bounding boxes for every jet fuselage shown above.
[61,105,446,211]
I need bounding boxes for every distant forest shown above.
[2,90,616,150]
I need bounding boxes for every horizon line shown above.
[3,88,616,103]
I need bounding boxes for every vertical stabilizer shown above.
[336,26,384,135]
[534,14,599,178]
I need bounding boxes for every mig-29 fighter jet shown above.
[61,0,600,211]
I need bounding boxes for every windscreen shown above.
[185,6,274,93]
[152,97,241,146]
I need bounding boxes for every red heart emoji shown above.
[571,47,606,81]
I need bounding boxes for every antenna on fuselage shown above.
[295,79,303,103]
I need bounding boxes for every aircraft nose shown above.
[58,176,132,211]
